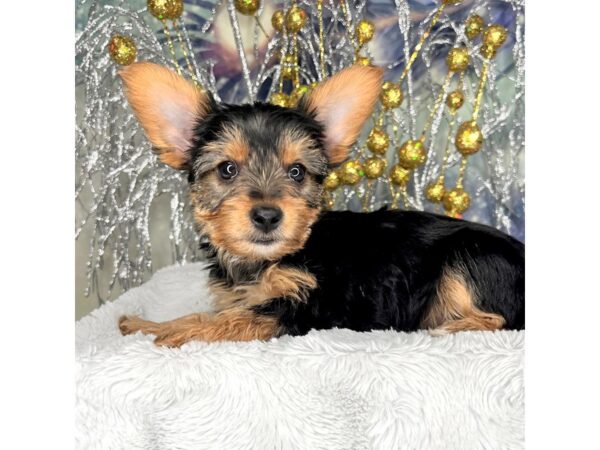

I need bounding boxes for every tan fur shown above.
[119,62,209,169]
[211,264,317,311]
[194,193,320,262]
[119,309,281,347]
[304,65,384,164]
[421,269,506,334]
[203,125,250,163]
[279,132,314,167]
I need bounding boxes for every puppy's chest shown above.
[209,264,317,311]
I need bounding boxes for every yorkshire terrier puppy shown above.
[118,62,524,347]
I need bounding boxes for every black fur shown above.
[250,208,524,335]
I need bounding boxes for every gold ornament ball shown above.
[398,140,427,170]
[234,0,260,16]
[380,81,403,109]
[286,6,307,33]
[340,160,364,185]
[363,157,386,179]
[389,164,411,186]
[355,20,375,46]
[323,171,341,190]
[446,90,465,112]
[465,14,485,40]
[280,54,297,79]
[366,128,390,155]
[483,24,508,50]
[446,47,469,72]
[270,92,290,108]
[455,121,484,155]
[108,35,137,66]
[426,181,446,203]
[355,56,371,66]
[443,188,471,214]
[147,0,183,20]
[271,10,285,32]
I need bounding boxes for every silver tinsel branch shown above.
[76,0,524,303]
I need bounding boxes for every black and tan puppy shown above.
[118,62,524,347]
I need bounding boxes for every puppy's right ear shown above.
[119,62,211,170]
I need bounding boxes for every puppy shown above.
[118,62,524,347]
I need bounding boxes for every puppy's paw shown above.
[118,315,153,336]
[427,327,450,337]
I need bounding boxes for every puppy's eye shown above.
[217,161,238,180]
[288,163,306,182]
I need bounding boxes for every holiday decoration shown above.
[465,14,485,39]
[234,0,259,16]
[147,0,184,20]
[107,35,137,65]
[380,81,403,109]
[76,0,524,305]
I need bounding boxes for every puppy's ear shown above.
[300,65,384,165]
[119,61,211,170]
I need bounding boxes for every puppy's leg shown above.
[422,269,505,335]
[119,309,280,347]
[119,313,207,337]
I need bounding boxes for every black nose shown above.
[250,206,283,233]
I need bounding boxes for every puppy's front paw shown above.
[118,315,153,336]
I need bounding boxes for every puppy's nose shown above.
[250,206,283,233]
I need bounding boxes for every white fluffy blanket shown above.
[76,263,524,450]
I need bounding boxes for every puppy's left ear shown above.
[119,61,212,170]
[300,65,384,165]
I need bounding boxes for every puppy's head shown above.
[120,62,383,262]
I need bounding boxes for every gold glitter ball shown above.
[286,6,307,33]
[108,35,137,66]
[234,0,260,16]
[323,171,341,190]
[270,92,290,108]
[443,188,471,214]
[465,14,485,40]
[363,157,387,179]
[147,0,183,20]
[426,181,446,203]
[366,128,390,155]
[389,164,411,186]
[355,56,371,66]
[380,81,403,109]
[280,54,297,80]
[398,140,427,170]
[271,10,285,32]
[455,121,483,155]
[483,24,508,50]
[446,47,469,72]
[340,160,364,185]
[355,20,375,46]
[289,85,311,106]
[446,90,465,112]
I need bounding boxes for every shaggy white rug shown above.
[76,263,524,450]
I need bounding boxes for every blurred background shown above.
[76,0,524,319]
